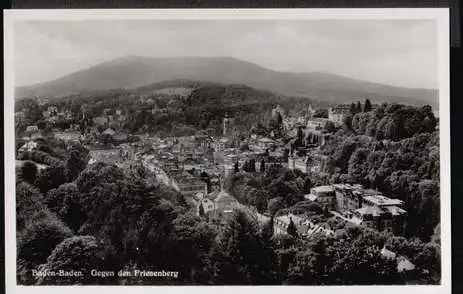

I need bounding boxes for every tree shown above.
[296,127,304,146]
[364,99,372,112]
[20,161,38,185]
[45,183,85,232]
[350,103,357,115]
[170,213,218,283]
[66,150,87,181]
[329,229,400,285]
[16,182,46,231]
[287,249,319,284]
[313,109,328,118]
[211,210,276,285]
[287,219,299,238]
[243,161,250,172]
[18,214,73,266]
[198,202,205,217]
[35,165,69,194]
[324,121,336,133]
[343,115,353,131]
[356,101,362,113]
[36,236,118,285]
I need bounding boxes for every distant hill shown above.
[16,56,439,109]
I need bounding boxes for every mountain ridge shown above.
[16,56,439,109]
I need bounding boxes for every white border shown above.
[3,8,451,294]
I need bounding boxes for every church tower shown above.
[223,113,234,137]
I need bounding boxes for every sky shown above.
[14,19,438,89]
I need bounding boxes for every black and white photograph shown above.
[4,9,450,293]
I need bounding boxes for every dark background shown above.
[3,0,462,293]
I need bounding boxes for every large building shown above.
[273,213,334,238]
[223,114,234,137]
[305,185,337,210]
[170,173,208,199]
[328,104,351,124]
[329,183,406,233]
[54,131,82,143]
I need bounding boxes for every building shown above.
[54,131,82,143]
[223,114,234,137]
[47,106,58,116]
[212,138,230,152]
[306,118,330,131]
[257,137,275,151]
[161,157,182,173]
[194,192,216,217]
[25,125,39,133]
[272,104,285,118]
[352,194,406,232]
[305,185,337,210]
[18,141,38,153]
[102,128,116,136]
[380,246,416,273]
[328,104,351,124]
[332,184,365,214]
[288,156,311,174]
[171,173,208,199]
[15,111,26,123]
[87,147,122,165]
[274,213,334,238]
[304,129,326,146]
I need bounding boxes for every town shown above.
[16,93,437,281]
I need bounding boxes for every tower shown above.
[223,113,233,137]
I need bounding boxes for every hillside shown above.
[16,56,439,109]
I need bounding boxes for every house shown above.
[54,131,82,143]
[87,147,122,165]
[332,183,365,213]
[18,141,38,153]
[25,125,39,133]
[288,156,311,174]
[93,116,109,125]
[273,213,334,238]
[306,118,330,131]
[15,111,26,122]
[47,106,58,116]
[305,185,336,210]
[212,138,230,152]
[258,137,275,151]
[380,246,416,273]
[16,160,49,171]
[274,213,307,236]
[102,128,116,136]
[328,104,351,125]
[170,173,208,199]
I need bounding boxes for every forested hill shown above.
[15,80,327,137]
[16,56,438,109]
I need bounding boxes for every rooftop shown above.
[380,246,397,260]
[397,256,416,272]
[363,195,404,207]
[384,205,407,216]
[311,185,335,193]
[355,205,385,217]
